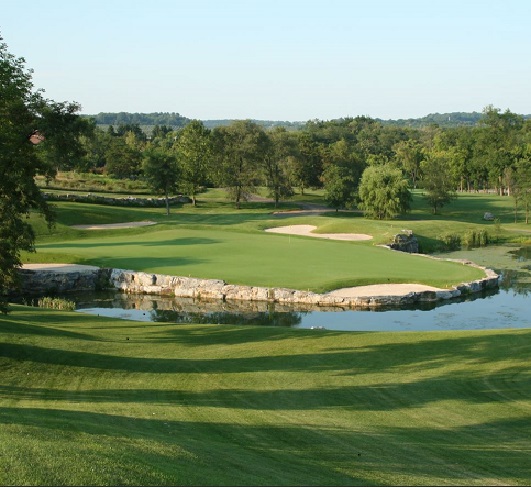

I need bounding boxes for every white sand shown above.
[265,224,373,241]
[22,263,100,273]
[327,283,444,297]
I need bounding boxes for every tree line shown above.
[69,108,531,220]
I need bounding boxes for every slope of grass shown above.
[1,307,530,486]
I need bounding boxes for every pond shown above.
[20,245,531,332]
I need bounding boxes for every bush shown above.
[438,232,461,251]
[462,229,490,249]
[36,297,76,311]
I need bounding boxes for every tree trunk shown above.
[164,189,170,216]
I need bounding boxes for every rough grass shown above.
[1,306,530,486]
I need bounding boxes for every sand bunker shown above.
[327,283,444,297]
[22,264,100,273]
[71,221,156,230]
[265,224,373,241]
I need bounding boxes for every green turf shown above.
[31,225,485,292]
[1,306,530,485]
[24,191,523,292]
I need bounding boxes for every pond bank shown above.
[18,258,499,309]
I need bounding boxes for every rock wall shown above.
[15,260,499,309]
[15,267,111,296]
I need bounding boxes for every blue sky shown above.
[2,0,530,121]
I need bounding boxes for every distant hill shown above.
[82,111,531,133]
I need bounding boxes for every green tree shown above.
[142,147,179,215]
[0,36,85,311]
[292,131,323,195]
[475,105,523,195]
[393,139,424,188]
[511,143,531,223]
[420,151,457,213]
[174,120,211,206]
[357,165,411,219]
[264,127,295,208]
[105,136,142,179]
[212,120,269,209]
[321,164,357,211]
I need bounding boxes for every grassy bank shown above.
[1,306,530,486]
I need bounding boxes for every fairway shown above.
[34,226,486,292]
[1,307,530,485]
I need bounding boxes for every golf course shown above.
[2,188,530,485]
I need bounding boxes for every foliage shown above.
[105,136,143,179]
[321,163,357,211]
[211,120,270,208]
[0,36,86,312]
[142,147,179,215]
[264,127,296,207]
[357,165,411,219]
[35,296,76,310]
[173,120,212,206]
[437,232,462,251]
[462,229,490,249]
[420,151,458,213]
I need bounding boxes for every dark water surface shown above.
[22,245,531,332]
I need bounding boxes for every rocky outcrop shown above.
[387,230,419,253]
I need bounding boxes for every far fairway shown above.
[34,226,486,292]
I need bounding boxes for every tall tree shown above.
[357,165,411,220]
[393,139,424,189]
[0,36,86,311]
[174,120,211,206]
[212,120,269,209]
[105,136,142,179]
[142,147,179,215]
[264,127,295,208]
[321,164,357,211]
[420,151,457,213]
[475,105,523,196]
[292,131,322,195]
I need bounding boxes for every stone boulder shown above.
[388,230,419,253]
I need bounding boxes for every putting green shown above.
[35,226,486,292]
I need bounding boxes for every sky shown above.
[2,0,530,121]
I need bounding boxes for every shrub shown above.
[438,232,461,251]
[36,297,76,311]
[462,229,490,249]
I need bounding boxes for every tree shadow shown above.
[38,236,220,249]
[0,406,528,485]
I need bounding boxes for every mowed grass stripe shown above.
[1,307,530,485]
[35,228,485,291]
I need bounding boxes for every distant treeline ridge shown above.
[82,110,531,131]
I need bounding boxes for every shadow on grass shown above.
[1,330,529,377]
[38,236,221,249]
[0,406,528,485]
[1,364,529,410]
